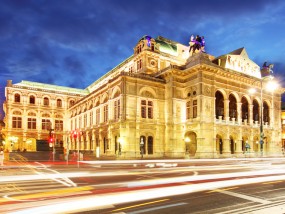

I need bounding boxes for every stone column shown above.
[237,102,242,124]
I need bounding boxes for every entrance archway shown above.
[230,136,235,154]
[184,132,197,156]
[216,134,223,154]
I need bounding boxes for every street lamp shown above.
[249,63,278,156]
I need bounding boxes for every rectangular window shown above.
[12,117,22,128]
[147,101,153,119]
[114,99,120,120]
[186,101,191,120]
[90,112,93,126]
[141,100,153,119]
[55,120,63,131]
[104,105,108,122]
[193,100,197,118]
[141,100,146,118]
[137,59,142,70]
[84,114,87,127]
[27,118,36,129]
[41,119,50,130]
[96,108,100,125]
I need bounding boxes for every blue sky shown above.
[1,0,285,118]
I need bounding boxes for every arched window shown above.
[14,93,20,102]
[215,91,224,119]
[253,99,259,122]
[263,102,270,124]
[43,97,49,106]
[57,99,62,107]
[241,97,249,121]
[69,100,75,108]
[29,95,35,104]
[229,94,237,119]
[147,136,153,154]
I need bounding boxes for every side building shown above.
[3,35,284,158]
[3,80,87,151]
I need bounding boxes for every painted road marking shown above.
[112,199,169,212]
[220,190,271,204]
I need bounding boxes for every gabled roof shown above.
[228,47,248,58]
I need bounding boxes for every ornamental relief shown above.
[216,126,227,136]
[139,125,155,130]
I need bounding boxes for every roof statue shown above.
[261,61,274,78]
[189,34,206,56]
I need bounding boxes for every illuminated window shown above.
[137,59,142,70]
[193,100,197,118]
[41,119,50,130]
[43,97,49,106]
[14,93,20,102]
[84,114,87,127]
[55,120,63,131]
[141,100,153,119]
[96,108,100,125]
[27,118,36,129]
[186,101,191,119]
[12,117,22,128]
[29,95,35,104]
[57,99,62,107]
[90,111,93,126]
[114,99,120,120]
[103,105,108,122]
[69,100,75,108]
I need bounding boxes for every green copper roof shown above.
[155,36,178,56]
[15,80,89,95]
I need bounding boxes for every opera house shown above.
[3,35,284,158]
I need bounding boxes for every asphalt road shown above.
[0,158,285,214]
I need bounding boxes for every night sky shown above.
[1,0,285,119]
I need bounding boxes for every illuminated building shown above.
[3,35,284,158]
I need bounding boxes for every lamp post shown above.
[250,64,277,156]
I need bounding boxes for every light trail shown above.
[7,173,285,214]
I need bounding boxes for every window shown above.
[42,119,51,130]
[55,120,63,131]
[27,118,36,129]
[14,93,20,103]
[69,100,75,108]
[129,66,133,73]
[43,97,49,106]
[84,114,87,127]
[103,105,108,122]
[96,108,100,125]
[147,136,153,154]
[57,99,62,107]
[137,59,142,70]
[29,95,35,104]
[186,101,191,119]
[114,99,120,120]
[193,100,197,118]
[12,117,22,128]
[141,100,153,119]
[90,111,93,126]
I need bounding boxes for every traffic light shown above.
[48,137,54,147]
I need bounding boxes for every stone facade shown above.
[3,35,284,158]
